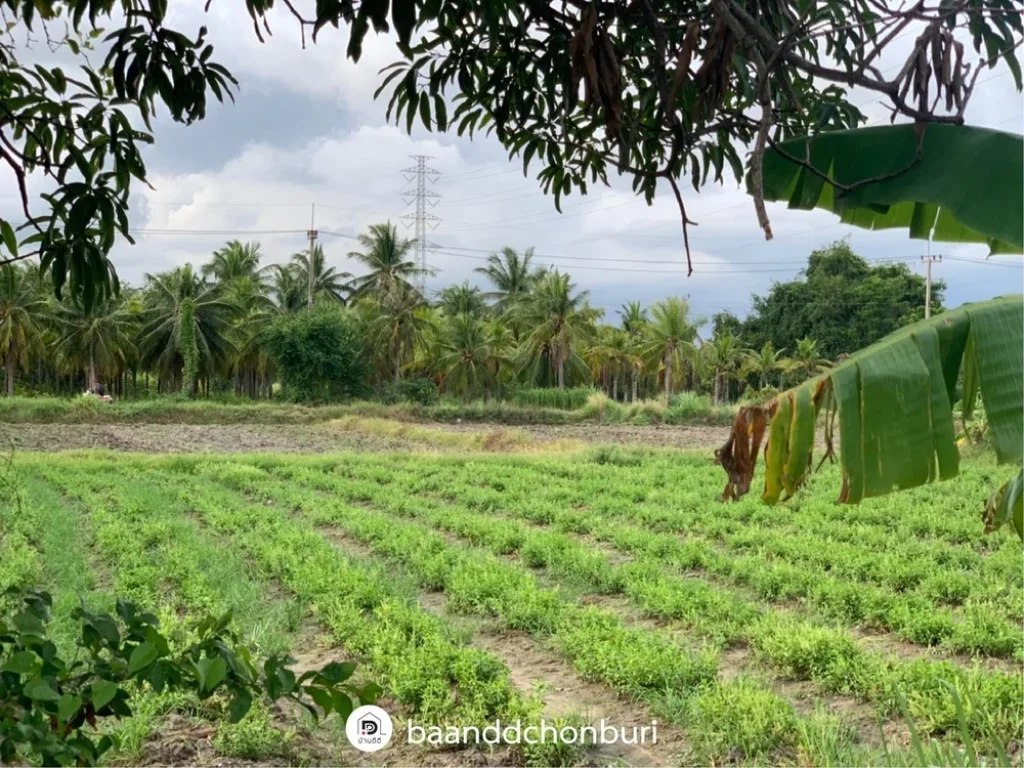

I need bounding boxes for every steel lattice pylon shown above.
[400,155,441,293]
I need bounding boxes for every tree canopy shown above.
[0,0,1019,305]
[740,239,944,361]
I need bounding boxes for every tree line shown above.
[0,230,940,404]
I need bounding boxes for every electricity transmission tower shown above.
[400,155,441,293]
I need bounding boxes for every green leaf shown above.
[91,680,119,710]
[753,125,1023,255]
[307,685,333,713]
[391,0,415,46]
[227,688,253,723]
[58,693,83,722]
[332,690,354,721]
[197,657,228,694]
[433,95,447,131]
[419,93,432,131]
[127,641,158,675]
[0,219,17,258]
[23,677,61,701]
[318,661,355,684]
[2,650,37,674]
[12,611,45,636]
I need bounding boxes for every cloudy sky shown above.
[10,2,1024,319]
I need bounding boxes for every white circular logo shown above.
[346,705,393,752]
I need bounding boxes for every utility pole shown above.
[307,203,318,308]
[400,156,441,294]
[921,254,941,318]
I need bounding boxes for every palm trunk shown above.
[4,352,14,397]
[557,356,565,390]
[713,371,722,405]
[394,355,401,384]
[612,375,618,402]
[664,354,672,399]
[632,364,639,402]
[88,340,97,390]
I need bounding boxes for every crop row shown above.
[250,459,1023,746]
[300,456,1022,658]
[133,458,908,766]
[425,460,1024,639]
[399,453,1021,585]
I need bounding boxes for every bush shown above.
[0,588,371,766]
[382,377,439,405]
[262,306,368,404]
[511,387,597,410]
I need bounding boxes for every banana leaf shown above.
[719,295,1024,540]
[751,124,1024,255]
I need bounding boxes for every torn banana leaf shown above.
[984,468,1024,542]
[719,295,1023,536]
[751,124,1024,256]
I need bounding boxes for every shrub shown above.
[382,377,439,405]
[0,588,372,766]
[262,306,368,404]
[511,387,597,410]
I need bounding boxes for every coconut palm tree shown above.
[516,271,593,390]
[347,222,426,298]
[138,265,236,394]
[290,244,352,306]
[618,300,649,335]
[366,283,431,383]
[587,326,635,401]
[703,330,749,405]
[202,241,266,284]
[437,312,494,401]
[618,301,649,400]
[640,297,704,399]
[271,264,306,313]
[475,247,544,311]
[784,337,833,383]
[484,317,515,399]
[437,281,487,317]
[53,294,136,391]
[743,341,787,391]
[0,264,48,396]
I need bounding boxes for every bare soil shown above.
[0,423,425,454]
[0,421,730,454]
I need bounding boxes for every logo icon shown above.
[346,705,393,752]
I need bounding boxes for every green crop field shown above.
[2,445,1021,766]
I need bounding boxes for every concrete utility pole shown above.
[307,203,318,308]
[921,254,941,318]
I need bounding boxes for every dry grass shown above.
[329,416,584,453]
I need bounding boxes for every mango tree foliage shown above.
[1,0,1022,305]
[717,296,1024,540]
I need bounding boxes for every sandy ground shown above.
[0,421,731,453]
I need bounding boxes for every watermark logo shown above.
[346,705,393,752]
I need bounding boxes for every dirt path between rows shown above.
[0,422,731,453]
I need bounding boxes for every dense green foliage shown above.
[262,305,367,404]
[740,240,944,361]
[2,239,942,409]
[3,447,1020,764]
[0,589,367,765]
[0,239,921,406]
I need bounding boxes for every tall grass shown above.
[510,387,598,410]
